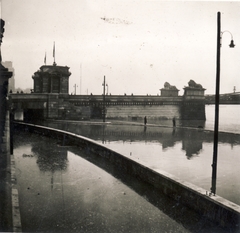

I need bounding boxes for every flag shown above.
[44,52,46,65]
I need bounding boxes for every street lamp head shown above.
[221,31,235,48]
[229,40,235,48]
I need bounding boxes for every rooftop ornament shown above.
[186,80,203,89]
[163,82,178,90]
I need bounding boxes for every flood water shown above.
[13,105,240,232]
[40,105,240,206]
[13,131,229,233]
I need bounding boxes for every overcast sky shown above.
[1,0,240,95]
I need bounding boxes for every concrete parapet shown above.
[14,122,240,230]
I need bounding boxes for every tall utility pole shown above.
[102,76,106,122]
[211,12,221,195]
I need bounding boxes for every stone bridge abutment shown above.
[9,93,206,122]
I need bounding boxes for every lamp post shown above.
[211,12,235,195]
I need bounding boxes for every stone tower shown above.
[32,64,71,94]
[182,80,206,120]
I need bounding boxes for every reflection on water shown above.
[42,121,240,206]
[34,146,68,172]
[181,129,203,159]
[14,105,240,206]
[45,121,240,158]
[180,120,205,129]
[14,131,230,233]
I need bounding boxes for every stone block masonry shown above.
[106,105,180,119]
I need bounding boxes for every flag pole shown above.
[53,41,56,65]
[80,63,82,95]
[44,51,46,65]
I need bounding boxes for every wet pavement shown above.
[13,130,231,233]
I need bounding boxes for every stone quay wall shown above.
[105,105,180,120]
[14,122,240,230]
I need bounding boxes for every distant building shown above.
[2,61,15,92]
[32,64,71,94]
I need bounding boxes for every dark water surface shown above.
[13,131,231,233]
[42,119,240,206]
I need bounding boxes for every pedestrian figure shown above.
[144,116,147,125]
[172,117,176,127]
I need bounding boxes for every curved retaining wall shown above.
[14,122,240,230]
